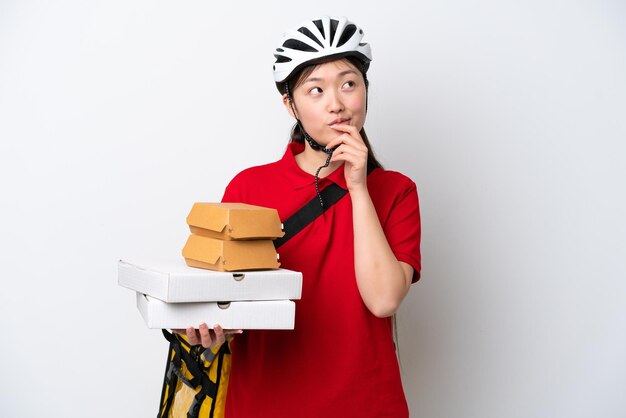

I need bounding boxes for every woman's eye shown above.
[343,81,355,89]
[310,87,322,95]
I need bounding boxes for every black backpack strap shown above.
[274,164,376,250]
[207,343,230,418]
[159,329,180,418]
[273,184,347,249]
[188,342,230,418]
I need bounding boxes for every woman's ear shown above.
[282,94,297,119]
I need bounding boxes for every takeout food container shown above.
[182,234,280,271]
[187,203,284,240]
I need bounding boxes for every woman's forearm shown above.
[350,187,412,318]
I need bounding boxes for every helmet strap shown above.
[363,72,369,112]
[284,81,335,207]
[284,82,334,154]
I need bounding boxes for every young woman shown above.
[185,16,421,417]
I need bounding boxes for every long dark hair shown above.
[281,56,384,170]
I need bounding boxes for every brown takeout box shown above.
[187,202,284,240]
[182,234,280,271]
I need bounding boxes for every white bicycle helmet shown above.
[273,16,372,85]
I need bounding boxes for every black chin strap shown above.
[285,82,334,153]
[285,82,335,207]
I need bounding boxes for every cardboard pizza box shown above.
[136,293,296,330]
[118,259,302,302]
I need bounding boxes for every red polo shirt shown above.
[221,142,421,418]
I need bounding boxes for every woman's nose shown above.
[327,91,344,112]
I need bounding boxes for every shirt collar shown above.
[280,142,348,190]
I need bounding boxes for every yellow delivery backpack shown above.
[158,329,232,418]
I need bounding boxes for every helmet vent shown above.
[298,27,324,48]
[283,39,318,52]
[329,19,339,45]
[274,54,292,63]
[313,19,325,39]
[337,24,357,47]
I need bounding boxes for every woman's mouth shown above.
[328,118,350,127]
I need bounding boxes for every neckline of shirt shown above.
[281,142,348,190]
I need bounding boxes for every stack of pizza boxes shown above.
[118,203,302,330]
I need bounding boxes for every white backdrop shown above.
[1,1,625,417]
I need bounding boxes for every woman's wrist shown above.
[347,182,369,199]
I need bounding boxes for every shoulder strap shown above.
[158,330,178,418]
[273,183,346,249]
[273,165,376,249]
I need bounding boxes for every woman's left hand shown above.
[327,124,369,192]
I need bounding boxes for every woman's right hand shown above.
[172,323,243,348]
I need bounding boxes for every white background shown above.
[1,1,625,417]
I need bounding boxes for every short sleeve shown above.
[383,182,421,283]
[221,172,246,203]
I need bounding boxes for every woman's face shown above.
[283,59,367,148]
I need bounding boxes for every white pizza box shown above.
[136,293,296,329]
[118,259,302,303]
